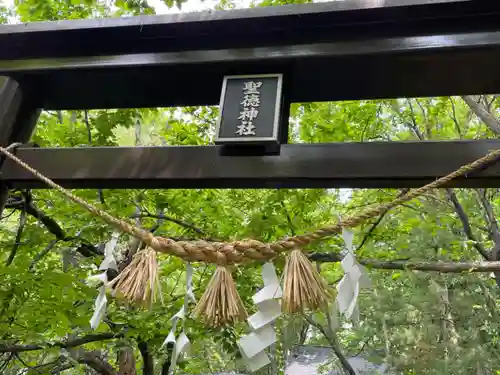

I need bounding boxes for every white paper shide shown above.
[238,262,282,372]
[162,263,196,374]
[89,232,120,330]
[335,228,371,323]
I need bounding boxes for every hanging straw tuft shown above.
[107,247,162,308]
[282,249,331,314]
[193,266,247,327]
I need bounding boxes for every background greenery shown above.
[1,0,500,374]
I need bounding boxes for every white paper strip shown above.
[342,227,354,252]
[166,329,192,374]
[99,232,119,271]
[175,332,190,359]
[253,284,283,304]
[238,344,271,372]
[262,262,280,285]
[248,300,281,330]
[87,271,107,285]
[162,321,177,348]
[253,263,283,304]
[163,262,195,374]
[90,286,107,329]
[341,252,356,272]
[172,306,185,320]
[335,228,371,322]
[185,263,196,305]
[88,232,120,330]
[358,264,372,289]
[238,325,276,359]
[239,262,282,372]
[350,264,364,283]
[336,275,354,314]
[345,281,359,319]
[329,301,340,331]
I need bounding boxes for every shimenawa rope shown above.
[1,144,500,265]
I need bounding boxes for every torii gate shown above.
[3,3,500,370]
[1,0,500,205]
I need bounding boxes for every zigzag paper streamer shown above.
[89,232,120,330]
[335,228,371,321]
[238,262,282,372]
[162,263,196,374]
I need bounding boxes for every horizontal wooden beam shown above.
[1,2,500,108]
[0,0,490,60]
[3,141,500,189]
[2,32,500,109]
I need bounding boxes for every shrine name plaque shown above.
[215,74,285,145]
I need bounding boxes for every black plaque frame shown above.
[215,74,284,145]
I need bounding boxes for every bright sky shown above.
[149,0,240,14]
[151,0,335,13]
[147,0,336,14]
[3,0,337,19]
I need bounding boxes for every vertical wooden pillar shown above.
[0,76,41,217]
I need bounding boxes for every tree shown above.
[1,1,500,374]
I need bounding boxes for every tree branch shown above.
[309,252,500,272]
[77,350,117,375]
[476,188,500,258]
[6,194,65,239]
[138,341,154,375]
[29,239,60,270]
[0,331,126,353]
[6,194,102,257]
[5,199,27,266]
[15,353,42,374]
[446,189,490,260]
[50,363,75,373]
[117,346,136,375]
[303,315,356,375]
[475,188,500,287]
[406,99,425,140]
[462,95,500,135]
[131,212,206,236]
[448,97,463,138]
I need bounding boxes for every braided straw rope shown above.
[1,144,500,265]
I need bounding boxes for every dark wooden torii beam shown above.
[4,141,500,190]
[1,0,500,192]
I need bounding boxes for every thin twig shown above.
[446,189,489,260]
[406,99,424,140]
[5,199,27,266]
[0,331,126,353]
[303,315,356,375]
[29,239,60,271]
[281,200,296,236]
[15,353,42,374]
[448,98,463,138]
[131,212,206,236]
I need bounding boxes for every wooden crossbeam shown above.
[0,1,500,108]
[3,141,500,190]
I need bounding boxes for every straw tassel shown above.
[193,266,247,327]
[282,249,331,314]
[107,247,161,307]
